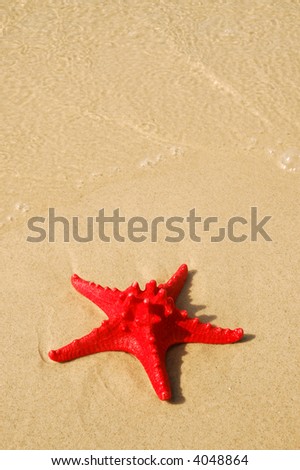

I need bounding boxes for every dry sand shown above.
[1,0,299,449]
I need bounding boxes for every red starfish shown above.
[49,264,244,400]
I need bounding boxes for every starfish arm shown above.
[158,264,188,300]
[175,319,244,344]
[134,348,171,401]
[71,274,120,318]
[48,322,123,362]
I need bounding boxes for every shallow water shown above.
[2,1,300,226]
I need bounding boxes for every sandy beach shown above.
[1,0,299,449]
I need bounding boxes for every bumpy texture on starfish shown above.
[49,264,244,400]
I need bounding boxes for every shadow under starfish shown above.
[49,264,244,400]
